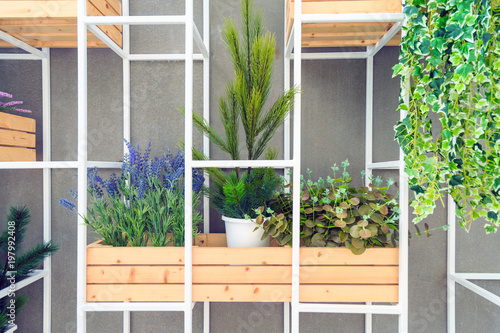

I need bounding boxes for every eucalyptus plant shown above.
[393,0,500,233]
[259,161,400,255]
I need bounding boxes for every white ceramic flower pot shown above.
[222,215,270,247]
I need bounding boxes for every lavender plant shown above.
[60,140,204,246]
[0,91,32,114]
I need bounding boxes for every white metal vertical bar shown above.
[77,0,88,331]
[122,4,131,330]
[447,195,456,333]
[292,0,302,332]
[365,53,374,184]
[123,0,131,151]
[284,3,292,331]
[202,1,210,332]
[398,69,410,333]
[364,53,374,333]
[41,47,52,333]
[123,311,130,333]
[184,0,194,332]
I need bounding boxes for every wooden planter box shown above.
[0,112,36,161]
[0,0,122,48]
[87,234,399,303]
[286,0,402,47]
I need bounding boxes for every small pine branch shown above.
[0,206,30,254]
[14,242,59,280]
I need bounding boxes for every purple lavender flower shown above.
[14,109,32,114]
[172,151,184,171]
[0,91,13,99]
[87,167,103,198]
[4,101,23,107]
[69,189,78,200]
[59,198,76,212]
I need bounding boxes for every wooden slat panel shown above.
[86,2,122,47]
[0,128,35,148]
[300,284,398,303]
[0,112,35,132]
[88,265,398,284]
[300,247,398,265]
[87,284,292,302]
[87,246,185,265]
[0,40,107,48]
[290,0,402,16]
[87,265,185,284]
[193,247,292,265]
[0,146,35,161]
[87,284,397,302]
[300,266,398,284]
[1,1,77,19]
[88,241,399,266]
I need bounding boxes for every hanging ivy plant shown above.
[393,0,500,233]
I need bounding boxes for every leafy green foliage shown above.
[206,168,281,219]
[394,0,500,233]
[259,162,399,255]
[0,207,58,332]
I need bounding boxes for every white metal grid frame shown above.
[284,1,407,332]
[0,37,51,331]
[447,196,500,332]
[76,1,210,332]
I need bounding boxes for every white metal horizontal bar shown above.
[0,161,78,169]
[193,23,209,59]
[0,53,42,60]
[367,160,400,169]
[83,15,186,26]
[455,273,500,281]
[368,21,402,57]
[87,25,127,60]
[301,13,404,24]
[0,270,47,299]
[191,159,296,169]
[291,51,369,60]
[87,161,122,168]
[4,324,17,333]
[298,303,401,315]
[285,24,295,58]
[0,161,121,170]
[81,302,185,312]
[451,274,500,306]
[128,53,204,61]
[0,30,45,58]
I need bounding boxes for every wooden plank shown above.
[194,233,227,247]
[289,0,402,16]
[300,266,398,284]
[86,3,122,47]
[88,265,398,284]
[0,112,35,132]
[87,284,292,302]
[87,246,185,265]
[1,1,77,19]
[0,40,107,48]
[88,240,398,266]
[300,247,399,265]
[300,284,398,303]
[87,265,185,284]
[0,128,35,148]
[0,146,35,161]
[87,283,397,302]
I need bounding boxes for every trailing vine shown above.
[393,0,500,233]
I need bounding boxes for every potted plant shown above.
[260,160,400,255]
[60,140,205,246]
[185,0,298,247]
[0,91,36,162]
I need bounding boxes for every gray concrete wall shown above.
[0,0,499,332]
